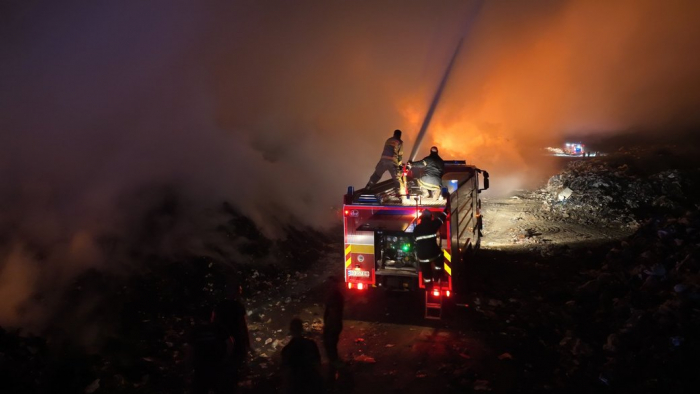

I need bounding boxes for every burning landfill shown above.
[3,0,700,393]
[1,144,698,393]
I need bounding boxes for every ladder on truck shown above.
[424,286,444,319]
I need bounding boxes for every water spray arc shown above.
[408,1,484,162]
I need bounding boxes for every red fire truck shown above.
[342,161,489,318]
[563,142,585,156]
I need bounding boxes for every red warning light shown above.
[348,283,353,289]
[358,283,364,290]
[433,289,440,297]
[446,290,451,297]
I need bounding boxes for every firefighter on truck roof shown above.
[414,205,448,288]
[365,129,404,195]
[408,146,445,199]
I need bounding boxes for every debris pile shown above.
[523,148,700,391]
[472,147,700,392]
[561,210,700,391]
[0,202,337,393]
[538,147,700,226]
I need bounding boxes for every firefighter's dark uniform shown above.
[366,131,404,194]
[414,209,447,287]
[410,151,445,197]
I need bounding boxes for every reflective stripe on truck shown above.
[443,249,452,276]
[344,243,375,283]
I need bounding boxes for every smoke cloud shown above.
[1,0,699,328]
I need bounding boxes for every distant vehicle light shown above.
[446,290,451,297]
[432,289,440,297]
[348,283,353,289]
[358,283,364,290]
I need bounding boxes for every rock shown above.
[603,334,619,352]
[571,338,593,356]
[354,354,376,363]
[558,187,573,201]
[644,263,666,277]
[474,380,491,391]
[488,299,504,307]
[85,379,100,394]
[310,319,324,332]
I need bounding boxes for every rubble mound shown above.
[539,147,700,226]
[0,201,335,393]
[560,210,700,392]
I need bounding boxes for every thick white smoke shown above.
[1,0,699,329]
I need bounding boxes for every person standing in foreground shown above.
[323,276,345,387]
[281,318,324,394]
[190,310,228,394]
[366,129,404,195]
[212,282,251,393]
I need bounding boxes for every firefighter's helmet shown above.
[430,146,438,153]
[394,129,402,138]
[421,209,432,219]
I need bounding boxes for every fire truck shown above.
[342,161,489,319]
[563,142,585,156]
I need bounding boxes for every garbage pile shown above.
[538,147,700,226]
[555,209,700,391]
[0,202,336,393]
[533,147,700,390]
[0,328,49,393]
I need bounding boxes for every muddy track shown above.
[481,195,632,250]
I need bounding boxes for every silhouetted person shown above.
[414,206,448,288]
[212,282,250,392]
[191,312,227,394]
[323,276,344,363]
[323,276,345,388]
[366,129,404,195]
[281,318,323,394]
[408,146,444,198]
